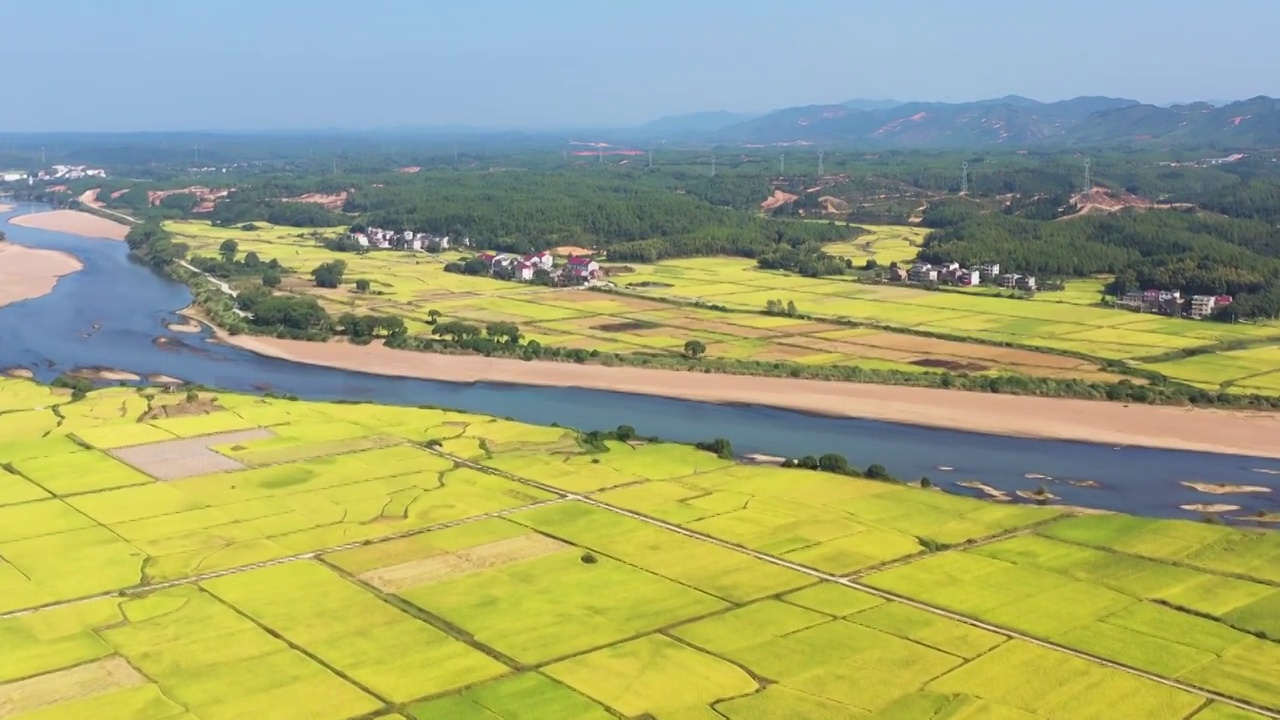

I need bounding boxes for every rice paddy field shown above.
[1,376,1276,719]
[166,220,1280,391]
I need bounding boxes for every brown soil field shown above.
[218,334,1280,459]
[551,245,593,256]
[359,534,567,592]
[761,189,800,211]
[0,658,147,717]
[110,428,273,480]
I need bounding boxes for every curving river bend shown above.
[2,205,1278,521]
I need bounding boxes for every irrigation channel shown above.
[2,205,1278,521]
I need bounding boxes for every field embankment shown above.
[8,209,130,240]
[217,333,1280,459]
[0,242,84,308]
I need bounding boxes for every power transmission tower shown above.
[648,151,653,169]
[598,148,603,163]
[960,161,969,195]
[711,155,716,177]
[454,145,459,168]
[817,150,825,176]
[1083,159,1092,192]
[780,153,785,174]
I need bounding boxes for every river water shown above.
[2,205,1277,522]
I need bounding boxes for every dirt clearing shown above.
[0,657,147,718]
[110,428,274,480]
[359,534,567,592]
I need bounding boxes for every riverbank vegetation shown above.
[0,376,1276,718]
[147,217,1280,407]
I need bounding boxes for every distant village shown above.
[1117,289,1233,320]
[347,227,603,285]
[0,165,108,184]
[889,261,1040,292]
[348,227,471,252]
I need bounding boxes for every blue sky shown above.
[3,0,1276,131]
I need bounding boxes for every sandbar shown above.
[8,210,129,240]
[0,202,14,212]
[0,242,83,308]
[1180,481,1272,495]
[215,334,1280,460]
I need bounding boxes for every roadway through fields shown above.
[432,450,1280,720]
[4,448,1276,719]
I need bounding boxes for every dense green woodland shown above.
[346,171,848,260]
[920,199,1280,318]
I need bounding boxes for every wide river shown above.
[2,205,1278,521]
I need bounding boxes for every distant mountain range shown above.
[626,96,1280,148]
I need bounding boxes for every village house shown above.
[523,251,554,271]
[956,269,981,287]
[907,263,938,283]
[888,265,907,282]
[514,261,535,282]
[978,262,1001,277]
[1015,275,1037,291]
[566,256,600,283]
[1190,294,1233,319]
[998,273,1021,290]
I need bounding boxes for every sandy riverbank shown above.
[0,242,84,308]
[216,334,1280,459]
[0,203,14,212]
[8,210,130,241]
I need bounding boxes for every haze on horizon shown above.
[3,0,1277,133]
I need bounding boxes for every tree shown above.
[695,437,734,459]
[485,321,522,344]
[865,463,891,481]
[462,258,489,275]
[817,453,850,474]
[218,239,238,262]
[310,260,347,288]
[355,278,371,293]
[615,425,636,441]
[427,309,442,324]
[261,270,282,288]
[243,251,262,268]
[432,321,481,342]
[786,300,798,317]
[683,339,707,359]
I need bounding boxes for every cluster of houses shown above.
[1117,289,1233,320]
[475,251,602,284]
[890,261,1038,292]
[348,227,471,252]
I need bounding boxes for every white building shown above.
[1189,295,1217,319]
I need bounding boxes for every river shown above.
[2,205,1277,522]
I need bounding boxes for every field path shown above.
[432,450,1280,720]
[4,445,1275,718]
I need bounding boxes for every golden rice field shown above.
[166,221,1148,383]
[1,377,1277,719]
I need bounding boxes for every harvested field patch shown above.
[0,657,146,718]
[359,533,567,592]
[109,428,274,480]
[594,320,659,334]
[911,358,989,372]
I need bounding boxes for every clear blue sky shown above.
[3,0,1276,131]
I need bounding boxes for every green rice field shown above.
[1,376,1276,719]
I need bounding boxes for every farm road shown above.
[433,450,1280,720]
[5,444,1276,719]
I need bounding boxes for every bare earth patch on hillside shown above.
[760,189,799,211]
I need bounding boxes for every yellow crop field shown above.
[1,377,1277,718]
[163,220,1161,383]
